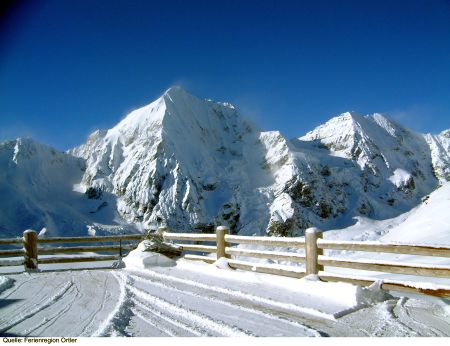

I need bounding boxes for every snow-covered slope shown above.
[325,182,450,245]
[1,87,449,237]
[381,183,450,245]
[0,138,139,237]
[425,130,450,182]
[292,112,444,227]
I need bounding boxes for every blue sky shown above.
[1,0,449,150]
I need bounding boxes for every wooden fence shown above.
[163,226,450,298]
[0,230,142,269]
[1,227,449,297]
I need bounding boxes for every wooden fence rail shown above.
[2,226,449,297]
[0,230,143,270]
[162,226,450,298]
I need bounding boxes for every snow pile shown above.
[122,242,176,269]
[0,276,14,294]
[288,276,392,313]
[193,258,393,317]
[214,257,234,270]
[355,280,394,306]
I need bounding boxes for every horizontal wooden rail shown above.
[0,231,143,270]
[318,239,450,257]
[318,256,450,278]
[174,227,450,297]
[176,244,217,253]
[3,227,449,299]
[38,244,138,255]
[184,254,216,264]
[0,249,24,256]
[225,247,306,263]
[37,234,143,244]
[225,235,305,248]
[319,272,450,298]
[0,259,24,266]
[38,255,120,264]
[0,238,23,245]
[228,259,306,278]
[163,233,216,242]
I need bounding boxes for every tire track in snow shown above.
[127,273,210,336]
[392,298,443,336]
[90,272,131,337]
[0,276,68,321]
[130,304,205,337]
[22,284,80,336]
[372,300,418,336]
[130,307,176,336]
[131,294,209,336]
[78,272,113,336]
[1,275,39,298]
[130,269,335,320]
[129,273,321,336]
[121,273,253,337]
[0,280,74,334]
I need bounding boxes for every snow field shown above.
[1,249,449,337]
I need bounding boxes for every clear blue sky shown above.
[1,0,449,150]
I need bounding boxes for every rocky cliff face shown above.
[1,87,449,237]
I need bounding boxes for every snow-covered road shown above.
[1,261,449,337]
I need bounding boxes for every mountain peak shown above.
[337,111,362,121]
[164,85,188,94]
[299,111,363,143]
[162,85,195,102]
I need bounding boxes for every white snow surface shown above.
[122,242,176,269]
[388,168,413,188]
[0,256,448,337]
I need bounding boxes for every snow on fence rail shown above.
[0,230,142,269]
[1,227,449,297]
[162,226,450,298]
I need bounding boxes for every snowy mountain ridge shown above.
[1,87,449,237]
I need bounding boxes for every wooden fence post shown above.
[23,229,38,270]
[305,227,323,275]
[216,226,230,259]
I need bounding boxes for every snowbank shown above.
[0,276,14,294]
[203,258,393,317]
[122,242,176,269]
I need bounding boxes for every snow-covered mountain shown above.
[0,138,139,237]
[1,87,449,237]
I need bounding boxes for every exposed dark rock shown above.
[143,231,182,258]
[85,187,102,199]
